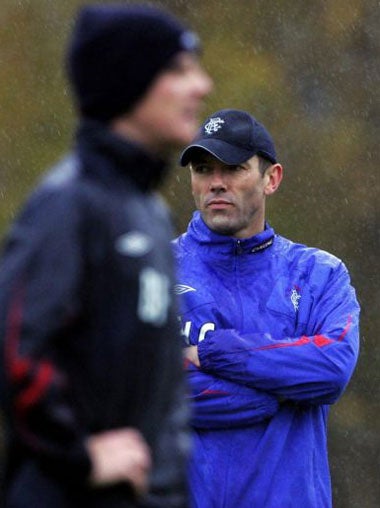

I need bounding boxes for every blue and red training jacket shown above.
[172,211,360,508]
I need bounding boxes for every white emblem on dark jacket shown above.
[115,231,153,257]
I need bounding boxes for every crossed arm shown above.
[182,263,359,426]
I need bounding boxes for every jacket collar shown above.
[75,119,169,192]
[186,211,275,257]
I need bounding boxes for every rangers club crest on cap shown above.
[180,108,278,166]
[204,117,225,135]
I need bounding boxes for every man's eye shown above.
[166,63,186,74]
[193,165,209,174]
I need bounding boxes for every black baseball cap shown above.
[180,109,277,166]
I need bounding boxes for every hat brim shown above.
[180,139,256,167]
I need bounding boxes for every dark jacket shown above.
[0,120,189,508]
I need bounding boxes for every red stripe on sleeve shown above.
[15,361,55,413]
[337,315,352,341]
[253,316,353,351]
[254,336,311,351]
[4,283,56,415]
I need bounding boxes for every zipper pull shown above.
[235,240,243,255]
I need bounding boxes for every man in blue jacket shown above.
[173,109,360,507]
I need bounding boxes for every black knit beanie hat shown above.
[66,3,201,122]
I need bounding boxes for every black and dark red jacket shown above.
[0,120,189,508]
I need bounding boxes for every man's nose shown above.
[209,170,227,191]
[193,67,213,98]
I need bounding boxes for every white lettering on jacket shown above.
[181,320,215,343]
[138,268,169,326]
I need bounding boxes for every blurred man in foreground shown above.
[0,4,212,508]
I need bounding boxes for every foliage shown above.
[0,1,379,506]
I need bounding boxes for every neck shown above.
[110,116,171,160]
[233,217,266,239]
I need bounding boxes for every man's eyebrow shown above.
[191,157,210,165]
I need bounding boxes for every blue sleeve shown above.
[198,262,360,405]
[186,363,279,429]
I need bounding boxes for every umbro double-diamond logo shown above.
[173,284,197,295]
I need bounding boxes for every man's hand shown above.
[184,345,200,367]
[86,428,151,496]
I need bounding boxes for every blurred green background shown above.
[0,0,379,506]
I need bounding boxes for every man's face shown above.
[125,53,212,156]
[190,153,275,238]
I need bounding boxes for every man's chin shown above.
[204,215,237,236]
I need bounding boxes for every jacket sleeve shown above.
[198,261,360,405]
[0,188,91,483]
[141,383,190,508]
[186,363,279,429]
[175,275,279,428]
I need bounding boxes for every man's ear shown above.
[264,163,283,196]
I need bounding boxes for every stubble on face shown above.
[191,155,268,238]
[201,208,240,236]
